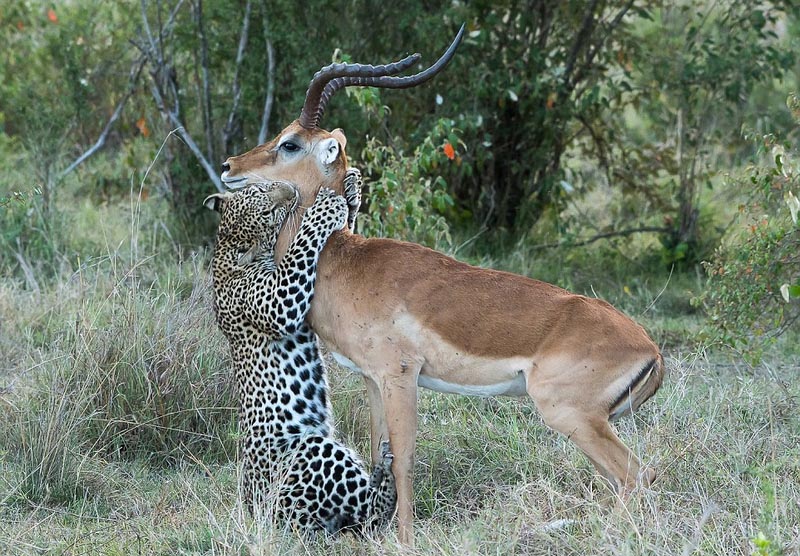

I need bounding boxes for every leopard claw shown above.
[317,187,336,199]
[379,441,393,466]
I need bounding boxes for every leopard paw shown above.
[343,168,363,231]
[379,440,394,470]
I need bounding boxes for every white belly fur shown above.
[331,351,364,373]
[417,373,527,397]
[330,351,528,398]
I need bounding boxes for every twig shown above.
[59,56,146,179]
[258,1,275,145]
[14,238,41,294]
[451,225,488,257]
[642,264,674,315]
[530,226,669,251]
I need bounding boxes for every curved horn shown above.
[298,54,421,130]
[298,24,466,129]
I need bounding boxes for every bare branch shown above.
[139,0,223,192]
[164,0,186,42]
[258,2,275,144]
[148,70,223,191]
[530,226,669,251]
[139,0,158,57]
[194,0,216,165]
[139,0,186,60]
[59,56,146,180]
[223,0,252,153]
[173,125,224,191]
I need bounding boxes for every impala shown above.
[219,26,664,544]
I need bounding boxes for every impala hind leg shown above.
[528,385,653,495]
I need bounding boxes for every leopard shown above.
[204,172,396,535]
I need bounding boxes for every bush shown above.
[358,118,461,248]
[702,94,800,359]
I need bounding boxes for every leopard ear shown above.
[203,192,230,212]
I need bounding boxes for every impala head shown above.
[221,122,350,196]
[220,25,465,207]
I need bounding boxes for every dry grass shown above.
[2,282,798,556]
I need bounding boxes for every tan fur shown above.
[222,122,665,545]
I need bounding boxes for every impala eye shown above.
[280,141,300,153]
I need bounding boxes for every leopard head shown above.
[204,181,299,266]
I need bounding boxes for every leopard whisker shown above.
[284,209,302,236]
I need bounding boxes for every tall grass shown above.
[1,141,238,507]
[1,252,237,505]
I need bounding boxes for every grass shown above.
[1,184,798,555]
[1,262,799,555]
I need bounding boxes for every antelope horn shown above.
[298,24,466,129]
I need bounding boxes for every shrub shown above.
[701,94,800,359]
[358,118,461,248]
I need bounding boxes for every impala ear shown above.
[203,192,229,212]
[331,128,347,150]
[318,137,341,166]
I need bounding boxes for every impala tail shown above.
[608,353,665,421]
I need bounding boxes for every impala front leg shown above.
[364,376,388,465]
[390,386,418,546]
[369,357,421,546]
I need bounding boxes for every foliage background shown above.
[1,1,800,554]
